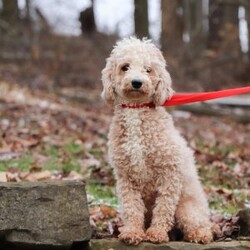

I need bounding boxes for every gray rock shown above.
[90,239,250,250]
[0,181,91,247]
[238,209,250,236]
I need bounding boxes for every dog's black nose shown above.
[131,79,142,89]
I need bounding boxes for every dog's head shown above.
[101,37,173,106]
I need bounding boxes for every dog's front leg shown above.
[146,168,182,243]
[116,178,146,245]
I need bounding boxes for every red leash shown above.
[163,86,250,107]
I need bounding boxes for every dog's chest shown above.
[121,109,153,181]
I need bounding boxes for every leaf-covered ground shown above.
[0,82,249,241]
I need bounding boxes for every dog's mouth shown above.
[124,88,146,98]
[129,89,142,93]
[127,87,146,93]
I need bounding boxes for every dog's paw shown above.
[118,227,145,245]
[146,227,169,244]
[184,227,213,244]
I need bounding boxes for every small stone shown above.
[237,208,250,236]
[0,172,7,182]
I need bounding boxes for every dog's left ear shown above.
[153,67,174,106]
[101,57,115,105]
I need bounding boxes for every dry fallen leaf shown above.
[63,170,83,181]
[0,143,12,154]
[6,172,21,182]
[89,206,101,216]
[13,137,39,148]
[0,172,7,182]
[80,158,101,170]
[100,204,118,218]
[24,170,52,181]
[0,151,20,161]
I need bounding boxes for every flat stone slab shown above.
[0,181,91,247]
[90,239,250,250]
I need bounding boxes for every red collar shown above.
[121,102,155,109]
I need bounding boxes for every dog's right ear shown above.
[101,57,115,105]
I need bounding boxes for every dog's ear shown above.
[153,67,174,106]
[101,57,116,105]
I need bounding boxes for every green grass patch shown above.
[86,183,118,206]
[61,161,80,173]
[209,194,245,216]
[42,144,60,170]
[63,141,84,156]
[42,142,83,172]
[0,154,33,171]
[89,148,103,159]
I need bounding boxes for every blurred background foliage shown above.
[0,0,250,92]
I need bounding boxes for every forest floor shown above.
[0,80,249,241]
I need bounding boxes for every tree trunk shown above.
[1,0,19,25]
[208,0,241,55]
[183,0,191,42]
[24,0,34,39]
[25,0,31,24]
[246,2,250,61]
[134,0,149,38]
[161,0,183,54]
[190,0,203,44]
[208,0,222,49]
[79,0,96,35]
[186,0,205,57]
[35,7,51,34]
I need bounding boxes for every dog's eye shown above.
[146,68,152,73]
[121,64,129,72]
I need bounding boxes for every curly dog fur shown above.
[101,37,213,245]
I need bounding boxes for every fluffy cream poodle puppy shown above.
[101,37,213,245]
